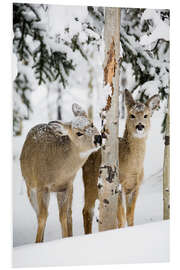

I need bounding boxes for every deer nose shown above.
[94,135,102,146]
[136,123,145,131]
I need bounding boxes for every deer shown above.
[82,89,160,234]
[20,103,102,243]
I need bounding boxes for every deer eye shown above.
[76,132,83,137]
[144,114,148,118]
[130,114,135,119]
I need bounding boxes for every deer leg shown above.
[57,185,73,238]
[27,185,39,215]
[125,187,139,226]
[35,189,50,243]
[117,191,125,228]
[27,185,50,243]
[83,196,96,234]
[82,151,101,234]
[82,170,98,234]
[67,185,73,237]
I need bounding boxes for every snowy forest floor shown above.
[13,220,169,267]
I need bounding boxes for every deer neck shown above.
[66,141,91,170]
[123,126,147,160]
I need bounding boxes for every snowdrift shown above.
[13,220,169,267]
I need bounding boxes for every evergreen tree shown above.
[120,8,169,97]
[13,72,32,136]
[120,8,169,131]
[13,3,102,135]
[13,5,169,135]
[88,7,169,131]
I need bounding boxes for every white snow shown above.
[140,80,160,96]
[12,52,18,81]
[140,9,169,46]
[98,83,113,112]
[13,220,169,267]
[48,5,88,39]
[94,199,100,221]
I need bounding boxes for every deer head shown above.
[124,89,160,139]
[49,103,102,154]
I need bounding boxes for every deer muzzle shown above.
[136,123,145,131]
[94,135,102,147]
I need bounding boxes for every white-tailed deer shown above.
[82,90,160,233]
[20,103,102,243]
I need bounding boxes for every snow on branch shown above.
[140,9,169,46]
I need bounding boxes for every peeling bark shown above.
[103,39,117,112]
[103,199,110,204]
[100,165,117,183]
[104,39,117,86]
[98,7,120,231]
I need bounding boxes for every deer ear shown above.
[124,89,135,108]
[59,121,72,135]
[72,103,87,117]
[146,95,160,114]
[49,120,72,135]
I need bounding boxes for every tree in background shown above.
[13,5,169,135]
[86,7,104,120]
[13,72,33,135]
[13,4,73,134]
[163,95,170,220]
[120,8,169,132]
[13,3,102,134]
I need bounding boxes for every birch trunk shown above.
[57,87,62,120]
[98,7,120,231]
[87,65,93,121]
[163,96,170,220]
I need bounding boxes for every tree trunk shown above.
[120,77,127,119]
[98,7,120,232]
[46,84,52,120]
[87,63,93,121]
[57,87,62,120]
[163,96,170,220]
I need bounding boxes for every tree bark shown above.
[98,7,120,231]
[163,96,170,220]
[87,64,93,121]
[57,87,62,120]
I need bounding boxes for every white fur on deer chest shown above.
[80,147,100,159]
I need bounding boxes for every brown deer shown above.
[82,89,160,234]
[20,103,102,243]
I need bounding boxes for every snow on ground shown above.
[13,220,169,267]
